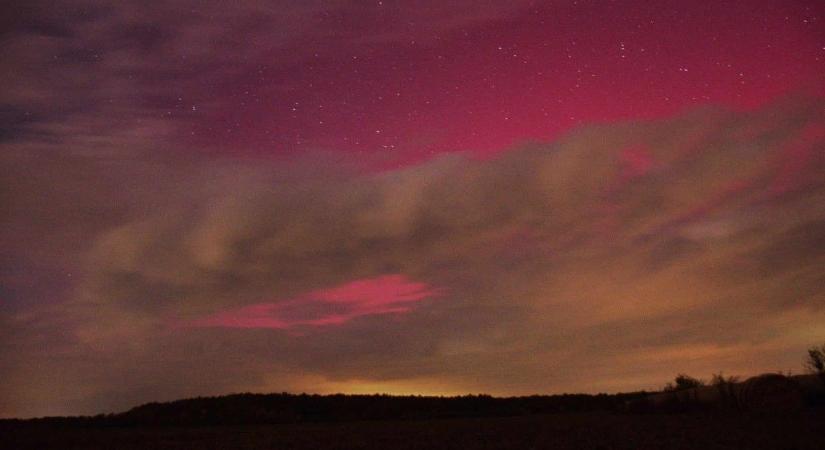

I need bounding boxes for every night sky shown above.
[1,0,824,418]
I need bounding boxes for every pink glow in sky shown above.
[190,275,442,330]
[184,0,824,165]
[2,0,825,419]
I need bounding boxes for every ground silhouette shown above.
[2,372,824,449]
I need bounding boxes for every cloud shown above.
[2,95,825,417]
[0,0,535,150]
[187,274,443,330]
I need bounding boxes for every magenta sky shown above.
[1,0,824,418]
[180,0,824,164]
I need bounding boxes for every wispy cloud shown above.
[188,274,443,330]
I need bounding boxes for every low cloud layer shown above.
[2,94,824,418]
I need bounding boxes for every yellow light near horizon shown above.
[314,378,472,397]
[256,374,476,397]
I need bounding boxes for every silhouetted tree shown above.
[804,343,825,379]
[710,372,739,386]
[711,372,740,409]
[664,374,704,392]
[738,373,804,412]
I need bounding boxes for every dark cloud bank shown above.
[2,94,824,418]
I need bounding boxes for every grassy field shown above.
[3,410,824,450]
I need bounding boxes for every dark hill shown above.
[1,391,648,427]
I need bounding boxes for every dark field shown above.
[4,410,824,450]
